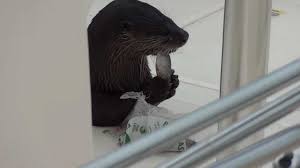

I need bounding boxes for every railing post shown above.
[219,0,272,161]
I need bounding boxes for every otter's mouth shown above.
[143,41,181,56]
[168,48,177,54]
[153,47,177,56]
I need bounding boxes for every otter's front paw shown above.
[144,70,179,105]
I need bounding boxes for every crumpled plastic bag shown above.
[117,92,195,152]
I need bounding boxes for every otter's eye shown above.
[160,29,170,37]
[145,29,169,37]
[121,21,133,31]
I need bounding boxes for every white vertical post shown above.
[219,0,272,160]
[0,0,93,168]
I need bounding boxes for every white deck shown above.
[89,0,300,167]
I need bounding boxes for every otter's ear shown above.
[120,21,134,31]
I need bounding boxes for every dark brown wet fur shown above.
[88,0,189,126]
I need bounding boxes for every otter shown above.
[88,0,189,126]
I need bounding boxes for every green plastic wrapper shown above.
[118,92,195,152]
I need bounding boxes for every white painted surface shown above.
[0,0,94,168]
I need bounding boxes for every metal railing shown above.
[208,125,300,168]
[158,86,300,168]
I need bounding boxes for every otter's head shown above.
[106,0,189,56]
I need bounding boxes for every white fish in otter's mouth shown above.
[156,53,172,80]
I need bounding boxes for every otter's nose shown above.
[168,27,189,46]
[181,29,189,44]
[173,29,189,46]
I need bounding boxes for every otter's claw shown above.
[167,70,179,99]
